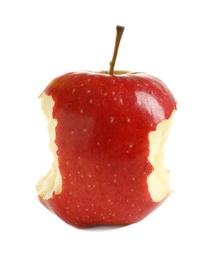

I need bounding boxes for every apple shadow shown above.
[82,224,127,232]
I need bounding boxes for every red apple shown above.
[36,26,177,228]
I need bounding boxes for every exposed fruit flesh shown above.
[36,95,61,199]
[147,111,175,202]
[36,94,175,202]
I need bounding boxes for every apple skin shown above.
[39,71,176,228]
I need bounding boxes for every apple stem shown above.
[109,25,125,75]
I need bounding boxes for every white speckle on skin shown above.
[119,98,123,104]
[127,144,133,153]
[83,128,87,133]
[89,99,93,104]
[127,117,131,123]
[110,116,115,124]
[80,109,83,114]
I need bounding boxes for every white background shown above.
[1,0,214,259]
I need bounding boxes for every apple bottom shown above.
[39,183,168,228]
[39,197,167,228]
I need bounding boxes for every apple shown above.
[36,26,177,228]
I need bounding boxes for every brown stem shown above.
[109,25,125,75]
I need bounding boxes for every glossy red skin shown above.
[39,71,176,228]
